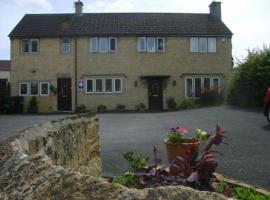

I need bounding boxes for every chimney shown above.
[209,1,222,20]
[75,0,83,15]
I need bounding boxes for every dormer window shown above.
[21,39,39,53]
[61,38,71,53]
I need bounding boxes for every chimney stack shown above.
[209,1,222,20]
[75,0,83,15]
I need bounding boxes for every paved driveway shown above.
[99,106,270,190]
[0,114,72,139]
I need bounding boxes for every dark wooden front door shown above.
[57,78,72,111]
[0,79,9,97]
[148,79,163,110]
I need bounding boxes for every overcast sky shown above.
[0,0,269,64]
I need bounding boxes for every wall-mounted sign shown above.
[77,80,84,91]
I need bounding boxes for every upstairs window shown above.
[90,37,117,53]
[21,39,39,53]
[61,38,71,53]
[138,37,165,53]
[190,37,216,53]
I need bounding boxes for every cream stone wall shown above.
[11,36,232,112]
[77,36,232,110]
[0,71,10,81]
[11,38,75,112]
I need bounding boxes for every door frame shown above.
[148,78,163,111]
[57,78,72,111]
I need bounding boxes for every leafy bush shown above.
[178,99,197,110]
[97,104,107,112]
[135,103,146,112]
[123,152,149,170]
[199,89,224,105]
[27,97,38,113]
[116,104,126,111]
[228,48,270,106]
[234,186,270,200]
[77,104,86,113]
[166,97,177,110]
[113,172,139,188]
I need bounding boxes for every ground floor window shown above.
[85,77,122,94]
[185,76,220,98]
[19,82,50,96]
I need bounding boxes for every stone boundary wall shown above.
[0,112,229,200]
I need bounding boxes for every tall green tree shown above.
[228,48,270,106]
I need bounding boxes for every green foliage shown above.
[228,48,270,106]
[97,104,107,112]
[167,132,182,143]
[116,104,126,111]
[166,97,177,110]
[195,129,209,144]
[178,99,197,110]
[199,90,224,105]
[123,152,148,170]
[234,186,270,200]
[113,172,139,187]
[28,97,38,113]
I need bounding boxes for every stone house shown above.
[0,60,11,97]
[9,1,232,112]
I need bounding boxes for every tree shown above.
[228,48,270,106]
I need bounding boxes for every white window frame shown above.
[190,37,198,52]
[109,37,117,52]
[146,37,156,52]
[30,82,39,96]
[39,82,50,96]
[21,39,30,53]
[185,77,221,99]
[95,78,104,93]
[207,38,216,53]
[85,79,95,93]
[138,37,146,52]
[99,37,109,53]
[61,38,71,53]
[90,37,98,53]
[156,37,165,52]
[114,78,122,93]
[198,38,208,53]
[19,82,29,96]
[105,78,113,93]
[30,38,39,53]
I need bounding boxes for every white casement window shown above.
[30,82,39,96]
[99,38,109,53]
[105,78,113,93]
[19,82,29,96]
[198,38,207,52]
[21,39,39,53]
[95,79,103,93]
[85,77,123,94]
[138,37,146,52]
[157,37,165,52]
[190,37,217,53]
[114,78,122,93]
[109,37,117,52]
[90,38,98,53]
[185,77,221,98]
[147,37,156,52]
[190,38,198,52]
[40,82,50,96]
[61,38,71,53]
[86,79,94,93]
[208,38,216,52]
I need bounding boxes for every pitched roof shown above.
[9,13,232,38]
[0,61,11,71]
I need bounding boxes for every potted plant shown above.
[164,126,200,176]
[27,96,38,113]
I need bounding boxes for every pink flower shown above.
[176,127,188,136]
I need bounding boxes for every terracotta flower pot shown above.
[164,138,200,176]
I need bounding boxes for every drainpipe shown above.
[74,36,78,113]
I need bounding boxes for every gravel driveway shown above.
[99,106,270,190]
